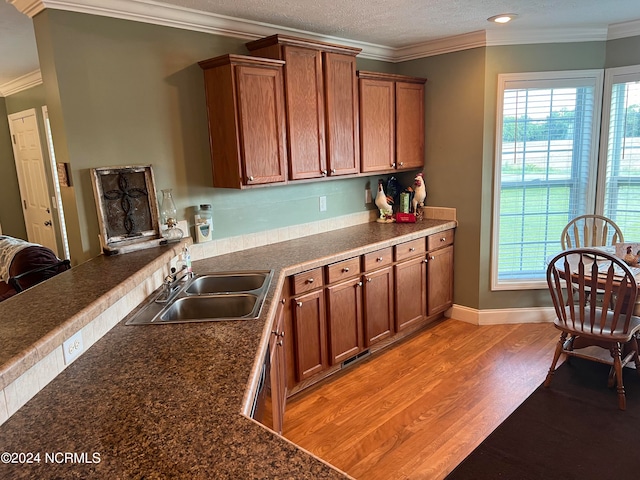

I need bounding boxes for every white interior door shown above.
[8,109,58,255]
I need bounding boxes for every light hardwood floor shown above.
[283,318,560,480]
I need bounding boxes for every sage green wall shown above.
[4,84,47,113]
[33,10,388,262]
[395,48,486,309]
[0,97,26,238]
[605,35,640,68]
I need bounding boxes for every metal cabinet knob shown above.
[430,255,435,260]
[321,170,327,176]
[440,237,446,242]
[391,162,396,168]
[377,257,383,262]
[367,277,372,283]
[248,176,254,182]
[399,162,404,167]
[331,168,336,174]
[297,301,303,307]
[357,281,363,287]
[409,247,415,252]
[343,267,350,273]
[277,340,284,347]
[307,278,314,284]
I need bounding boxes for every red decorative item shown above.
[395,213,416,223]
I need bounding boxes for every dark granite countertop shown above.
[0,219,455,479]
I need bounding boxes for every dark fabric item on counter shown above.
[0,246,70,301]
[446,357,640,480]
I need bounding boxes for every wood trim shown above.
[357,70,427,84]
[246,34,362,56]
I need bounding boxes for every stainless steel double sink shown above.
[125,270,274,325]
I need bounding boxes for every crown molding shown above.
[0,70,43,97]
[9,0,640,65]
[607,18,640,40]
[392,31,486,62]
[486,26,609,46]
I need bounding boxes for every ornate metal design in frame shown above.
[90,165,162,254]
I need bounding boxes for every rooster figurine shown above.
[375,179,394,223]
[411,172,427,214]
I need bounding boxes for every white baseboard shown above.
[448,304,556,325]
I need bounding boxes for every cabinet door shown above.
[359,78,395,173]
[363,266,395,346]
[326,278,363,365]
[283,46,327,180]
[394,255,427,331]
[292,289,328,381]
[269,298,287,434]
[324,52,359,176]
[395,81,425,170]
[427,245,454,316]
[235,65,288,185]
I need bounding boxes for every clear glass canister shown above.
[195,204,213,243]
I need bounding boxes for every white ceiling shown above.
[3,0,640,95]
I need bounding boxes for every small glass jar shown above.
[195,204,213,243]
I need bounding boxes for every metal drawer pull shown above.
[377,257,383,262]
[440,237,446,242]
[307,278,314,284]
[343,267,350,273]
[409,247,415,252]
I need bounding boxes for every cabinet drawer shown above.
[326,257,361,283]
[394,238,426,262]
[363,247,393,271]
[427,229,455,251]
[292,268,324,294]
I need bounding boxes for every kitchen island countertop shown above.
[0,219,455,479]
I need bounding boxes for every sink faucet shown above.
[156,246,194,303]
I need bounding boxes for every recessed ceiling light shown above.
[488,13,518,24]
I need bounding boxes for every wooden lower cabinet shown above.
[394,255,427,331]
[363,266,395,347]
[265,297,287,434]
[292,289,328,381]
[326,277,363,365]
[427,245,454,316]
[284,229,454,398]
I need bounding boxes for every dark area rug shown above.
[446,357,640,480]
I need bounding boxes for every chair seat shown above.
[555,306,640,343]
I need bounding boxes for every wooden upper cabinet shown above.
[324,52,360,176]
[359,78,395,173]
[199,54,287,188]
[358,71,427,174]
[396,81,425,170]
[247,35,361,180]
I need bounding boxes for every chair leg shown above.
[544,332,567,388]
[610,343,626,411]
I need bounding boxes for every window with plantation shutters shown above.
[599,66,640,242]
[492,71,604,289]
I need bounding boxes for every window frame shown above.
[491,69,604,291]
[596,65,640,237]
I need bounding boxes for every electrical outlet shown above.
[365,188,372,204]
[319,196,327,212]
[63,331,84,365]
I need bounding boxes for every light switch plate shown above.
[63,331,84,365]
